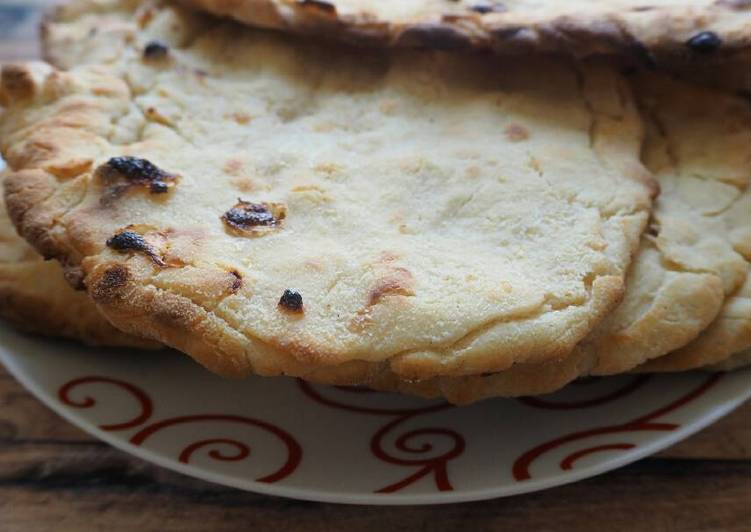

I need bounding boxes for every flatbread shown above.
[640,263,751,372]
[36,1,751,394]
[42,0,211,71]
[369,347,595,403]
[0,171,157,347]
[579,72,751,375]
[710,347,751,371]
[633,76,751,373]
[405,71,751,386]
[392,71,751,392]
[0,4,654,386]
[35,1,751,404]
[177,0,751,62]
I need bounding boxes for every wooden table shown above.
[1,3,750,530]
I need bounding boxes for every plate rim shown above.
[2,338,750,505]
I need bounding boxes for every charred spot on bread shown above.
[222,200,287,236]
[96,156,178,201]
[106,230,165,266]
[90,264,130,303]
[229,270,243,293]
[143,41,169,60]
[469,1,507,14]
[686,31,722,53]
[279,289,304,313]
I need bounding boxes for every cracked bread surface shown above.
[632,74,751,373]
[578,72,751,375]
[1,2,654,392]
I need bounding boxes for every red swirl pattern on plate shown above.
[513,373,722,481]
[57,376,301,484]
[560,443,636,470]
[298,380,465,493]
[179,438,251,463]
[55,372,727,494]
[58,376,154,430]
[130,415,302,484]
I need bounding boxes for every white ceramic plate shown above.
[1,323,750,505]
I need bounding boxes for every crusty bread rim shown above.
[182,0,751,63]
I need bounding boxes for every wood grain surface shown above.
[1,2,750,531]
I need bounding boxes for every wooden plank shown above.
[0,371,90,442]
[1,450,750,532]
[658,408,751,460]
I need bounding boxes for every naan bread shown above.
[178,0,751,62]
[640,260,751,373]
[380,72,751,397]
[0,171,157,347]
[633,74,751,373]
[33,1,751,401]
[1,6,654,387]
[580,72,751,375]
[710,347,751,371]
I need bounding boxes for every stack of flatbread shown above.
[0,0,750,404]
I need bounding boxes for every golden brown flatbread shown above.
[2,6,653,389]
